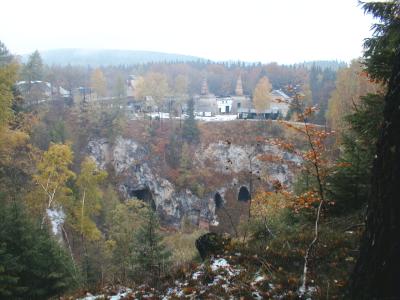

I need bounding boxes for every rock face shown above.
[88,137,214,227]
[197,141,299,187]
[88,136,298,229]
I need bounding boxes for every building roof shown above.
[271,89,291,100]
[216,97,233,102]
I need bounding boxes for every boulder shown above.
[195,232,231,260]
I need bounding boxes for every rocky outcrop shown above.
[88,137,215,227]
[88,136,298,228]
[197,141,299,187]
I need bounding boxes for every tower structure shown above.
[235,75,243,96]
[200,77,209,95]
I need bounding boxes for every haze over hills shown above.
[21,48,347,70]
[22,49,208,66]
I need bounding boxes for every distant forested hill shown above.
[21,49,347,69]
[294,60,348,70]
[23,49,207,66]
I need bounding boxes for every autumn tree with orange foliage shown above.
[261,86,338,296]
[253,76,272,114]
[326,60,382,138]
[90,68,107,99]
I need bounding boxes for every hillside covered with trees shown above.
[22,49,207,67]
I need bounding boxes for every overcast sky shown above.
[1,0,375,64]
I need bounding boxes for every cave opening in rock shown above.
[129,187,156,210]
[214,192,223,209]
[238,186,251,202]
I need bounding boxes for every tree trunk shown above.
[350,51,400,299]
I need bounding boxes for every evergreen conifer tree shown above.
[0,197,75,299]
[351,2,400,297]
[0,41,12,67]
[131,208,171,286]
[182,98,200,144]
[328,93,384,212]
[21,50,44,82]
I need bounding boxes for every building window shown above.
[237,102,241,108]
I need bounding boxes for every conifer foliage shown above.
[328,93,384,213]
[131,208,171,286]
[182,97,200,144]
[0,198,75,299]
[351,1,400,298]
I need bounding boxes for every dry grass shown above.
[164,229,207,267]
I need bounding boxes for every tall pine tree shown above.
[0,197,75,299]
[131,208,171,287]
[328,93,384,213]
[182,97,200,144]
[350,2,400,298]
[21,50,44,82]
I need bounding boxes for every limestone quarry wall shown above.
[88,132,300,232]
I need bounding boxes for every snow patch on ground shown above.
[192,271,203,280]
[109,289,132,300]
[211,258,230,271]
[253,274,266,284]
[78,288,132,300]
[77,256,274,299]
[195,114,237,122]
[146,112,171,119]
[211,257,241,277]
[78,294,103,300]
[252,291,263,299]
